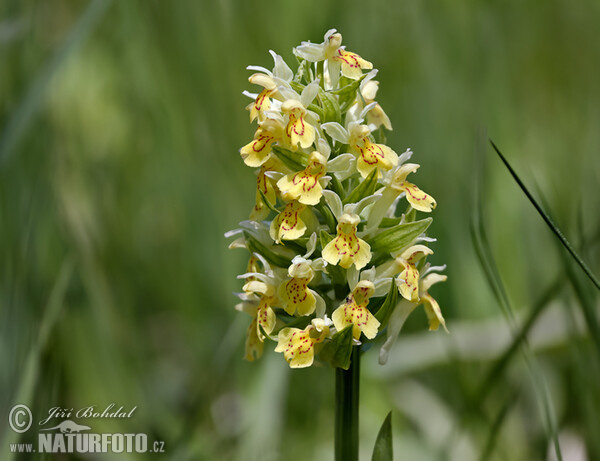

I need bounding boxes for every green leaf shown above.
[318,87,342,124]
[369,218,432,253]
[379,217,402,228]
[343,169,379,205]
[244,231,291,268]
[272,145,308,172]
[319,325,354,370]
[374,279,398,324]
[371,412,393,461]
[315,201,337,234]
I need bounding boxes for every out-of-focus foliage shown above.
[0,0,598,460]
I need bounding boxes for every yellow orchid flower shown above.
[269,200,307,243]
[294,29,372,87]
[390,163,437,212]
[244,316,264,361]
[246,73,278,123]
[322,213,371,270]
[250,161,279,221]
[361,79,392,131]
[240,118,284,167]
[282,99,316,150]
[394,245,434,302]
[241,255,262,291]
[277,151,327,205]
[331,48,373,80]
[332,281,380,340]
[242,280,277,341]
[355,138,398,179]
[345,123,397,178]
[278,259,316,316]
[275,318,330,368]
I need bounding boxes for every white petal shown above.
[326,59,341,89]
[242,90,258,100]
[269,50,293,82]
[359,101,378,121]
[360,266,377,283]
[321,122,349,144]
[301,81,320,108]
[379,301,416,365]
[313,290,326,318]
[373,277,393,297]
[317,137,332,159]
[347,265,359,290]
[327,153,354,172]
[311,257,328,272]
[304,232,318,258]
[353,193,382,216]
[322,190,343,219]
[359,69,379,93]
[294,43,326,62]
[246,65,272,75]
[224,228,243,238]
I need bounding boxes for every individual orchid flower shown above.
[332,281,380,340]
[349,71,392,131]
[322,120,398,178]
[389,163,437,212]
[394,244,434,302]
[322,213,371,270]
[366,155,437,230]
[240,279,277,342]
[269,200,307,243]
[278,256,326,317]
[277,151,327,205]
[294,29,372,88]
[240,116,285,167]
[275,317,331,368]
[378,267,448,365]
[244,50,294,123]
[280,81,320,150]
[250,159,280,220]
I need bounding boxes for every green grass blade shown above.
[489,139,600,290]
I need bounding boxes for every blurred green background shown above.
[1,0,599,459]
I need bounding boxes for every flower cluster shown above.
[227,30,448,369]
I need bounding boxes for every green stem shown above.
[335,346,360,461]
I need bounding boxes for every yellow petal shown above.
[396,263,420,302]
[279,277,316,316]
[269,201,307,243]
[402,181,437,212]
[332,301,379,340]
[275,327,316,368]
[278,151,327,205]
[332,281,379,340]
[422,294,448,332]
[323,213,371,269]
[286,114,315,149]
[240,133,274,167]
[256,299,276,340]
[249,88,272,123]
[333,49,372,79]
[356,142,398,178]
[244,317,264,361]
